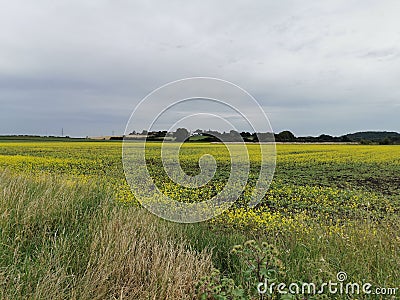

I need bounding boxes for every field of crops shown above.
[0,141,399,299]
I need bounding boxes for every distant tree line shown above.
[125,129,400,144]
[345,131,400,145]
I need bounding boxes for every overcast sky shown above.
[1,0,399,137]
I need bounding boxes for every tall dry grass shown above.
[0,170,212,299]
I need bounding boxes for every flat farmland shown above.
[0,141,399,299]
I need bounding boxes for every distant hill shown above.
[343,131,400,142]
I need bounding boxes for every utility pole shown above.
[61,128,64,137]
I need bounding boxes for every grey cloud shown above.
[0,0,399,136]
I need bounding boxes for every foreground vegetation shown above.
[0,170,212,299]
[0,141,399,299]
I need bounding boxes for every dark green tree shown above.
[275,130,296,142]
[173,128,190,142]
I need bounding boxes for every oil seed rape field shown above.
[0,140,399,299]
